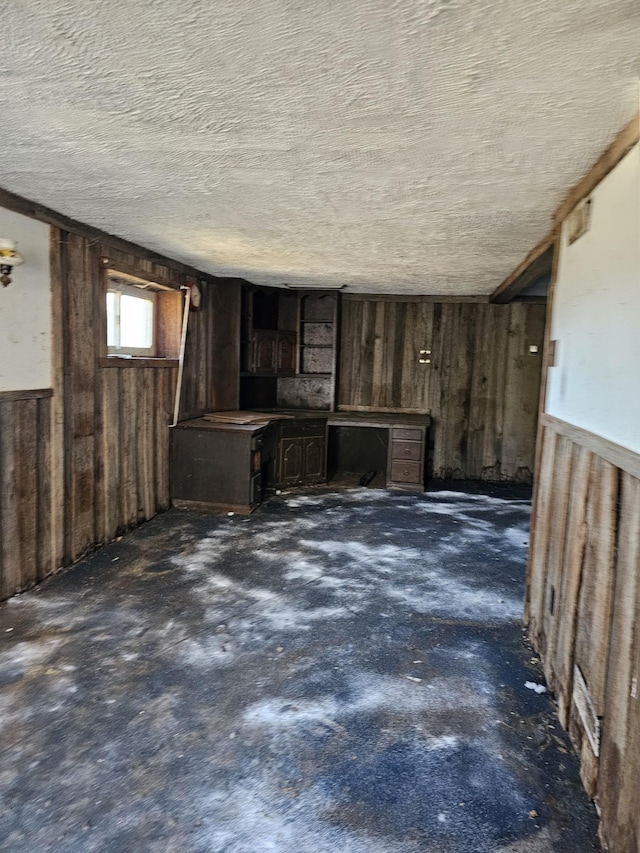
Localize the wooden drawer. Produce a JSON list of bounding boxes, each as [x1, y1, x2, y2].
[[280, 419, 326, 438], [391, 440, 422, 462], [390, 460, 423, 484], [391, 427, 423, 441]]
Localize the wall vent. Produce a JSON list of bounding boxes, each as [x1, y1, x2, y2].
[[573, 664, 601, 756], [567, 197, 592, 244]]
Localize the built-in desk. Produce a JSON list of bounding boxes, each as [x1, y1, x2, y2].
[[326, 411, 431, 492], [170, 410, 431, 514]]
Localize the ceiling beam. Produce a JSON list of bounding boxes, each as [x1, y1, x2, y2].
[[490, 232, 555, 304]]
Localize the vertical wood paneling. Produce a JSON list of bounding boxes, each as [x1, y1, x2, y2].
[[36, 397, 53, 580], [338, 299, 545, 482], [527, 420, 640, 850], [598, 472, 640, 852], [1, 230, 240, 602], [525, 425, 557, 643], [66, 234, 97, 558], [0, 396, 51, 597], [550, 444, 591, 727], [101, 369, 122, 542]]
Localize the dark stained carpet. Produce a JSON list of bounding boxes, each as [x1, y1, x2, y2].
[[0, 485, 600, 852]]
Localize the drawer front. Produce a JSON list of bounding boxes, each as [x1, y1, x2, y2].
[[391, 427, 423, 441], [391, 440, 421, 462], [390, 460, 423, 484], [280, 419, 326, 438]]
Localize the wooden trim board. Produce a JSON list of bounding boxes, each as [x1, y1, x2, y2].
[[0, 388, 53, 402], [342, 294, 489, 303], [542, 413, 640, 480], [337, 404, 430, 415], [100, 357, 180, 369], [490, 233, 555, 304]]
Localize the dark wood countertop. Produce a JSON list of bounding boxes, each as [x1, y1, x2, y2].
[[175, 409, 431, 432]]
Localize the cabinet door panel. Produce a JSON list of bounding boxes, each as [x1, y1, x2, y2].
[[304, 437, 326, 480], [277, 332, 296, 375], [253, 330, 277, 374], [281, 438, 304, 483]]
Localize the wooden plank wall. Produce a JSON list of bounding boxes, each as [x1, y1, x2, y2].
[[0, 228, 240, 601], [0, 393, 53, 599], [339, 300, 545, 482], [525, 418, 640, 850]]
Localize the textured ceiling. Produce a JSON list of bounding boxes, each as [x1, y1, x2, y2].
[[1, 1, 639, 294]]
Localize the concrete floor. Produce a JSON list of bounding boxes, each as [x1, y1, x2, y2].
[[0, 485, 600, 852]]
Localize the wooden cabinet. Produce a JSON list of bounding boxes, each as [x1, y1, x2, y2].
[[276, 331, 296, 375], [387, 426, 427, 491], [273, 418, 327, 488], [170, 419, 266, 514], [252, 329, 278, 374]]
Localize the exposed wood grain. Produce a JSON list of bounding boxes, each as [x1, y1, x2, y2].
[[573, 458, 618, 735], [541, 413, 640, 480], [501, 303, 545, 481], [36, 397, 53, 580], [0, 389, 53, 401], [342, 294, 490, 303], [121, 369, 139, 527], [0, 402, 19, 599], [139, 368, 155, 520], [67, 234, 96, 559], [101, 369, 122, 541], [339, 298, 543, 481], [524, 426, 557, 641], [538, 435, 573, 671], [598, 472, 640, 850], [49, 228, 66, 571], [548, 444, 592, 726]]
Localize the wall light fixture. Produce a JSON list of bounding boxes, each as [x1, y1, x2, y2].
[[0, 238, 24, 287]]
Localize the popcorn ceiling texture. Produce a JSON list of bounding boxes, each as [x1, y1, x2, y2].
[[1, 0, 639, 293]]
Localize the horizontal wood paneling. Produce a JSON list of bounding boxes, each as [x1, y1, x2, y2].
[[339, 300, 545, 482], [526, 419, 640, 849], [1, 227, 241, 601]]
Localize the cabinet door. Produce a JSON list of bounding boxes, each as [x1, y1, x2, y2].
[[280, 438, 304, 484], [277, 332, 296, 376], [304, 436, 326, 481], [252, 329, 277, 374]]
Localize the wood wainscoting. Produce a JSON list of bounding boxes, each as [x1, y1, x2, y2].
[[339, 299, 546, 482], [0, 229, 241, 601], [0, 390, 53, 599], [525, 414, 640, 851]]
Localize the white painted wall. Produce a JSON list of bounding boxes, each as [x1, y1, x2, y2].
[[546, 143, 640, 454], [0, 208, 51, 391]]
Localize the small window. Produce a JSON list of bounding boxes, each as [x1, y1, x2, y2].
[[104, 270, 184, 362], [106, 277, 157, 357]]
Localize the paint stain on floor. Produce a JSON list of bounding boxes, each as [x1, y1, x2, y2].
[[0, 485, 600, 852]]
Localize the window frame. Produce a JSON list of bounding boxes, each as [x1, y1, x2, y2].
[[106, 278, 158, 357]]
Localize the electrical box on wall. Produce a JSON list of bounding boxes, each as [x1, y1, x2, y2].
[[567, 197, 592, 244]]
